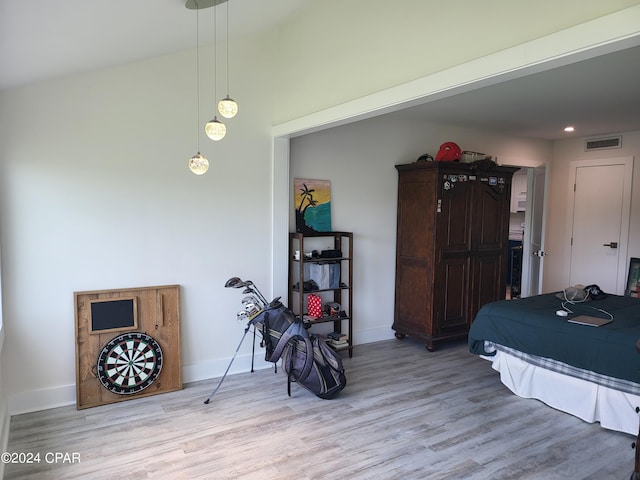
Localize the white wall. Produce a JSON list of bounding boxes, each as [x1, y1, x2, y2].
[[290, 115, 551, 343], [0, 0, 638, 419], [543, 130, 640, 293], [0, 36, 277, 413]]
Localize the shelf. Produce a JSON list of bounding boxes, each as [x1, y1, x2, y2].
[[289, 231, 353, 357], [292, 257, 351, 263], [316, 333, 352, 353], [327, 344, 352, 353], [303, 314, 351, 326], [292, 286, 351, 293], [291, 231, 352, 238]]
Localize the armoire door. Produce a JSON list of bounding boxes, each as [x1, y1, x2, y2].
[[469, 177, 511, 319], [394, 168, 437, 336], [434, 172, 473, 334]]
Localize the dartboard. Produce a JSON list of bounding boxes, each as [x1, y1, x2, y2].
[[97, 333, 163, 395]]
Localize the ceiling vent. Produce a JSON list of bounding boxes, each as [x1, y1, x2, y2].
[[584, 135, 622, 151]]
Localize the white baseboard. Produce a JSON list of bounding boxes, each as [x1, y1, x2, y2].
[[8, 383, 77, 416], [6, 351, 275, 416], [182, 351, 273, 384], [6, 332, 394, 416], [354, 325, 396, 345]]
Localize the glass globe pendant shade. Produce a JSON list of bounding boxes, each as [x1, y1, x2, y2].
[[218, 96, 238, 119], [205, 116, 226, 141], [188, 152, 209, 175]]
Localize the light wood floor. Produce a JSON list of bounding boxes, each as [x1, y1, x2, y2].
[[5, 338, 637, 479]]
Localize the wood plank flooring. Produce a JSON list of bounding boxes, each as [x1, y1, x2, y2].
[[5, 338, 636, 479]]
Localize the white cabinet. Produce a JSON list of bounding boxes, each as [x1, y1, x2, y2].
[[510, 170, 527, 212]]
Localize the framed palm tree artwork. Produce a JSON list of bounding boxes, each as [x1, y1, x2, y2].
[[294, 178, 332, 233]]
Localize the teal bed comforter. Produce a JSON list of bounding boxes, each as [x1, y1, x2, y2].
[[468, 293, 640, 384]]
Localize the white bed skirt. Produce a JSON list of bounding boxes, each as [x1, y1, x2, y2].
[[485, 350, 640, 436]]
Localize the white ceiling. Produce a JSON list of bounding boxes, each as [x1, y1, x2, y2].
[[2, 0, 639, 141], [0, 0, 313, 90], [387, 44, 640, 141]]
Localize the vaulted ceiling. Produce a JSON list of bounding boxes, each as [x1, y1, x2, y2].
[[2, 0, 639, 141]]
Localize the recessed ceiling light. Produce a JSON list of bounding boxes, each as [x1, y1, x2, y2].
[[564, 126, 575, 132]]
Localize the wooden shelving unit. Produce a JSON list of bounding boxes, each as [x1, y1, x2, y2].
[[288, 231, 353, 357]]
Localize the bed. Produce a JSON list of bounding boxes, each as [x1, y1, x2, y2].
[[468, 292, 640, 435]]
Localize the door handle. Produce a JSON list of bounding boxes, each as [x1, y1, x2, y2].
[[603, 242, 618, 249]]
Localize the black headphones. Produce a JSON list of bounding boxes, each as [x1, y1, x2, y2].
[[584, 284, 607, 300], [416, 153, 434, 162]]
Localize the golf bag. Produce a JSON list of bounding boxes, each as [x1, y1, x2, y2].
[[252, 299, 347, 399], [204, 278, 346, 404]]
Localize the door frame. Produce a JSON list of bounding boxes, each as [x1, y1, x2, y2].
[[565, 156, 633, 295], [520, 164, 549, 297]]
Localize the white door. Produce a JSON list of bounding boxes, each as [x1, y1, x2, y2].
[[568, 157, 633, 294], [521, 165, 548, 297]]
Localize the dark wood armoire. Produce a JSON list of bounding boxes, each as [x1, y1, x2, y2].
[[393, 161, 517, 350]]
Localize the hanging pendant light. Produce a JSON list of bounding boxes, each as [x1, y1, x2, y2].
[[189, 152, 209, 175], [205, 3, 226, 140], [218, 0, 238, 119], [218, 96, 238, 119], [205, 116, 226, 140], [189, 1, 209, 174]]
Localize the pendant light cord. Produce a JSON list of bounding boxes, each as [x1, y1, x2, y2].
[[225, 0, 230, 97], [213, 4, 217, 107], [195, 5, 202, 152]]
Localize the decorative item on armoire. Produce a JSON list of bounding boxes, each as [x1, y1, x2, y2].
[[294, 178, 332, 233], [435, 142, 462, 162]]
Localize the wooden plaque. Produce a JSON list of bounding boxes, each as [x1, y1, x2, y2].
[[74, 285, 182, 409]]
